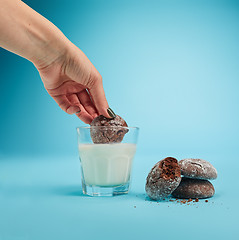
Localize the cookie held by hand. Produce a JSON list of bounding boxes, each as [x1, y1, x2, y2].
[[145, 157, 181, 200], [90, 115, 128, 144]]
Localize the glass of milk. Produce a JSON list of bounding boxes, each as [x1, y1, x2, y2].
[[77, 126, 139, 196]]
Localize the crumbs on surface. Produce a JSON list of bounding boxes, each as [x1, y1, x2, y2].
[[145, 197, 212, 205]]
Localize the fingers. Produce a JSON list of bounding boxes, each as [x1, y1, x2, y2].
[[60, 45, 111, 118], [66, 94, 94, 123], [52, 94, 93, 124], [88, 77, 111, 118], [75, 111, 93, 124], [76, 90, 98, 119], [75, 110, 93, 124], [52, 95, 79, 114]]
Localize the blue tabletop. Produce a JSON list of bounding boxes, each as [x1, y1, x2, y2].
[[1, 0, 239, 239], [0, 152, 237, 240]]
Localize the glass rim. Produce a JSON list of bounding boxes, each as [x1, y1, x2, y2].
[[76, 126, 139, 131]]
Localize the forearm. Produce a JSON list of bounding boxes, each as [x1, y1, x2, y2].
[[0, 0, 69, 68]]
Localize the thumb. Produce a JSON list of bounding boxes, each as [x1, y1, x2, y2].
[[88, 76, 114, 118]]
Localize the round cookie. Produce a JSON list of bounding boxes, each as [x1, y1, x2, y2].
[[90, 115, 128, 144], [145, 157, 181, 200], [172, 177, 215, 199], [179, 158, 217, 180]]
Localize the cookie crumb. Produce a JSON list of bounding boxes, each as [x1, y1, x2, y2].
[[195, 198, 199, 202], [205, 200, 208, 203]]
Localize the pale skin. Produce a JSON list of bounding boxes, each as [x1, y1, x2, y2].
[[0, 0, 113, 123]]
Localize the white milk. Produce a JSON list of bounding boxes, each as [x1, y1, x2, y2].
[[78, 143, 137, 187]]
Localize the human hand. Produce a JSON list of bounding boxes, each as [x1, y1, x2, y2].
[[36, 43, 112, 124], [0, 0, 113, 124]]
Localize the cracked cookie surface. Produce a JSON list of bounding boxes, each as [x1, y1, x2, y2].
[[145, 157, 181, 200], [90, 115, 128, 144], [179, 158, 217, 180]]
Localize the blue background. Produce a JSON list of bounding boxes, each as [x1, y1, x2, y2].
[[0, 0, 239, 239]]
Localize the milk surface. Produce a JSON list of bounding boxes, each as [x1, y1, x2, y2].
[[78, 143, 136, 187]]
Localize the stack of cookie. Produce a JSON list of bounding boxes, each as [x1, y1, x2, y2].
[[145, 157, 217, 201], [172, 158, 217, 199]]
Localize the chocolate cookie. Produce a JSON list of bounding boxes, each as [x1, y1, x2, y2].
[[172, 177, 215, 199], [90, 115, 128, 144], [179, 158, 217, 180], [145, 157, 181, 200]]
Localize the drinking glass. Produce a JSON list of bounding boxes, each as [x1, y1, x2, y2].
[[76, 126, 139, 196]]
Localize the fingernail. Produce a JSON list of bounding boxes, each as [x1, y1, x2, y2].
[[107, 108, 116, 118], [74, 107, 81, 114]]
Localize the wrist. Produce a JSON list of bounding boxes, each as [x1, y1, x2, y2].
[[30, 27, 70, 70]]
